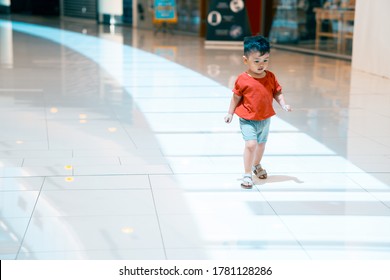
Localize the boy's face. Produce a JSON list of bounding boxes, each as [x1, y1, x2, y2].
[[243, 51, 269, 77]]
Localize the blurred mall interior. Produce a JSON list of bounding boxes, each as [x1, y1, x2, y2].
[[1, 0, 359, 59], [0, 0, 390, 260]]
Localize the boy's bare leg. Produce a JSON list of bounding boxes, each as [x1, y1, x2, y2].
[[243, 140, 257, 174], [252, 142, 266, 166]]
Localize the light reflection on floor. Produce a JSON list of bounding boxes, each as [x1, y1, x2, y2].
[[0, 18, 390, 260]]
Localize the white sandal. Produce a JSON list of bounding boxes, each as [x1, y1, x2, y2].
[[241, 174, 253, 189]]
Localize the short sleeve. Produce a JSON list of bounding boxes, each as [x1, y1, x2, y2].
[[232, 75, 243, 96], [274, 75, 282, 93]]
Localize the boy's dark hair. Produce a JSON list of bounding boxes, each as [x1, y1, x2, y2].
[[243, 35, 270, 56]]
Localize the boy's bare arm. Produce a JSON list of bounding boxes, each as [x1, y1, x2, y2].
[[225, 94, 242, 123], [274, 91, 292, 111]]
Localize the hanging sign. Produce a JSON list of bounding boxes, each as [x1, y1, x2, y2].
[[153, 0, 177, 23]]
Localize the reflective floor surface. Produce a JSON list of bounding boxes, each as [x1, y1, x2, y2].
[[1, 16, 390, 260]]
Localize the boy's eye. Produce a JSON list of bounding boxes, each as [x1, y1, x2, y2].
[[253, 60, 268, 63]]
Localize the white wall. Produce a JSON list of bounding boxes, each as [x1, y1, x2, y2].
[[352, 0, 390, 78]]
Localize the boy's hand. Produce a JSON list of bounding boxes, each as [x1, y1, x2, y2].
[[224, 113, 233, 123], [282, 105, 292, 112]]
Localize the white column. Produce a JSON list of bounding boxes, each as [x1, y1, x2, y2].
[[0, 21, 13, 68], [133, 0, 138, 27], [352, 0, 390, 78]]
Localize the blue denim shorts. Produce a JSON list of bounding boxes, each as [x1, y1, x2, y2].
[[239, 118, 271, 143]]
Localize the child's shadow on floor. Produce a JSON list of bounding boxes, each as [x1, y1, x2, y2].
[[253, 175, 304, 186]]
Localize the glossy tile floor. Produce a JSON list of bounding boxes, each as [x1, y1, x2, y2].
[[1, 16, 390, 260]]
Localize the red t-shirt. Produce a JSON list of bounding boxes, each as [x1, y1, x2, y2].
[[233, 71, 282, 121]]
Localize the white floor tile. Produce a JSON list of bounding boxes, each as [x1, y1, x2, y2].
[[22, 215, 164, 251], [0, 218, 30, 254], [159, 214, 299, 249], [73, 148, 164, 157], [153, 189, 274, 215], [136, 98, 228, 113], [366, 192, 390, 208], [166, 248, 310, 260], [0, 150, 73, 158], [0, 141, 49, 151], [0, 166, 72, 177], [42, 175, 150, 190], [17, 249, 166, 260], [0, 158, 23, 167], [253, 173, 362, 191], [34, 189, 156, 217], [119, 155, 168, 165], [279, 216, 390, 245], [149, 174, 253, 191], [0, 254, 17, 260], [0, 191, 39, 218], [165, 156, 220, 174], [143, 112, 239, 133], [347, 173, 390, 190], [22, 156, 121, 167], [156, 131, 336, 157], [126, 86, 228, 98], [306, 248, 390, 260], [0, 177, 44, 191], [73, 164, 172, 176]]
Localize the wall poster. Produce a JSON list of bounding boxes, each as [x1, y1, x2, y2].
[[153, 0, 177, 23], [206, 0, 251, 42]]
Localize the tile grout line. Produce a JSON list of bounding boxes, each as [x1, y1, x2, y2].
[[15, 176, 47, 259], [347, 175, 390, 210], [147, 174, 168, 260], [255, 184, 313, 260]]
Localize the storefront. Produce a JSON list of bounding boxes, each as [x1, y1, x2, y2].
[[202, 0, 354, 59], [268, 0, 355, 59]]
